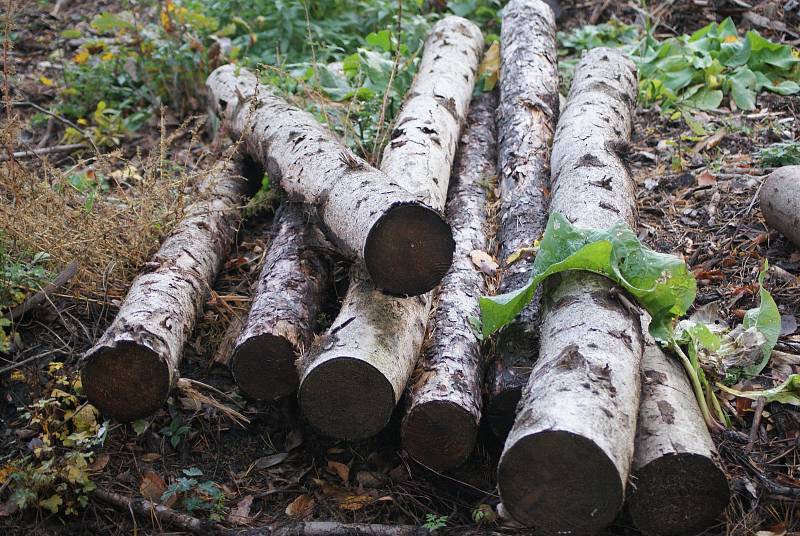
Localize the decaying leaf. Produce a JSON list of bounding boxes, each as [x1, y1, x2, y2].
[[254, 452, 289, 469], [228, 494, 254, 525], [139, 470, 167, 502], [470, 249, 498, 276], [327, 460, 350, 483], [338, 495, 372, 511], [88, 453, 110, 471], [696, 169, 717, 186], [285, 494, 315, 518], [718, 374, 800, 406]]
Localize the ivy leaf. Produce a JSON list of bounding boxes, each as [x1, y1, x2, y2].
[[479, 213, 696, 340], [741, 262, 781, 377], [718, 374, 800, 406]]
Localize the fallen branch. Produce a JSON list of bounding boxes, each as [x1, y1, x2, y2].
[[0, 143, 87, 161], [4, 260, 78, 321], [298, 16, 483, 440], [485, 0, 560, 440], [401, 91, 497, 472], [81, 158, 248, 422], [206, 65, 453, 296], [497, 48, 641, 533]]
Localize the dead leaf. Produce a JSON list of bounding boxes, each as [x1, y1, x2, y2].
[[141, 453, 161, 462], [285, 494, 315, 518], [781, 315, 798, 336], [227, 495, 254, 525], [696, 170, 717, 187], [139, 470, 167, 503], [327, 460, 349, 483], [338, 495, 372, 511], [470, 250, 498, 276], [755, 522, 787, 536], [477, 41, 499, 91], [356, 471, 388, 489], [693, 128, 727, 153], [254, 452, 289, 469], [0, 500, 18, 517], [88, 453, 110, 472]]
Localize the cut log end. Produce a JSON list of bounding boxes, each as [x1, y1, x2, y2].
[[498, 430, 623, 533], [485, 388, 522, 440], [231, 335, 299, 400], [299, 357, 395, 440], [365, 203, 454, 296], [82, 342, 171, 422], [628, 453, 730, 536], [401, 400, 478, 472]]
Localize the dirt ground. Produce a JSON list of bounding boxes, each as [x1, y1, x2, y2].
[[1, 0, 799, 535]]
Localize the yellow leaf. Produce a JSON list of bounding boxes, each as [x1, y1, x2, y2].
[[285, 494, 315, 518], [10, 370, 25, 382], [77, 118, 89, 126], [338, 495, 372, 511], [723, 35, 738, 43], [166, 0, 176, 12], [71, 404, 99, 433], [39, 494, 63, 513], [160, 9, 172, 31], [478, 41, 500, 91], [39, 75, 54, 86], [47, 362, 64, 373], [100, 52, 114, 61], [73, 49, 90, 64]]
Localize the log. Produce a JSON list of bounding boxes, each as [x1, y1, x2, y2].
[[759, 165, 800, 248], [298, 16, 484, 441], [485, 0, 560, 440], [497, 48, 642, 533], [81, 159, 247, 422], [206, 65, 453, 297], [400, 91, 497, 472], [230, 202, 331, 400], [627, 327, 730, 536]]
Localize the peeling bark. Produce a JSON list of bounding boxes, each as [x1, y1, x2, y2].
[[298, 17, 483, 441], [486, 0, 560, 440], [82, 159, 247, 422], [759, 165, 800, 248], [497, 48, 642, 533], [401, 91, 497, 472], [206, 65, 452, 297], [230, 202, 332, 400], [627, 326, 730, 536]]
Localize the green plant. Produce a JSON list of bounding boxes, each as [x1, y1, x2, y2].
[[757, 141, 800, 167], [161, 468, 226, 520], [0, 236, 51, 312], [160, 417, 191, 448], [423, 513, 448, 531]]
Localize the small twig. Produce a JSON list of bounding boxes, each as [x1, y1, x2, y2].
[[589, 0, 612, 24], [5, 261, 79, 321], [0, 348, 64, 375], [0, 143, 87, 161], [11, 100, 100, 153], [745, 396, 766, 454], [50, 0, 69, 16]]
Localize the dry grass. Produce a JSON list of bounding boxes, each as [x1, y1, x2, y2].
[[0, 114, 221, 304]]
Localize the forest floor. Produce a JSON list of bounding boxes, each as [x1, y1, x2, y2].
[[1, 0, 799, 535]]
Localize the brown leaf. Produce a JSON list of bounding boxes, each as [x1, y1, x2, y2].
[[338, 495, 372, 511], [327, 460, 349, 483], [141, 453, 161, 462], [88, 453, 110, 472], [285, 494, 315, 518], [696, 170, 717, 187], [470, 250, 498, 276], [139, 470, 167, 503], [693, 128, 727, 153], [0, 500, 19, 517], [227, 495, 254, 525], [254, 452, 289, 469]]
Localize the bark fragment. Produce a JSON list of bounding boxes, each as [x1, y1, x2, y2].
[[497, 48, 642, 533], [81, 159, 247, 422], [486, 0, 560, 439], [627, 327, 730, 536], [206, 65, 453, 297], [230, 202, 332, 400], [759, 165, 800, 248], [298, 17, 484, 441], [401, 91, 498, 472]]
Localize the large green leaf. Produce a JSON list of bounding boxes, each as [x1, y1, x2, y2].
[[719, 374, 800, 406], [478, 213, 697, 340], [741, 263, 781, 376], [728, 67, 757, 110]]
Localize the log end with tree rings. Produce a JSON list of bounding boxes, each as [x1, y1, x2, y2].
[[298, 356, 396, 441], [401, 400, 478, 472], [82, 341, 171, 423], [497, 430, 624, 533], [230, 334, 299, 401], [365, 202, 454, 296], [627, 453, 730, 536]]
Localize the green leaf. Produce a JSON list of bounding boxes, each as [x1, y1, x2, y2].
[[479, 213, 696, 340], [182, 467, 203, 477], [718, 36, 751, 67], [741, 262, 781, 376], [91, 12, 134, 33], [718, 374, 800, 405], [728, 67, 757, 110], [61, 29, 82, 39], [365, 30, 393, 52], [39, 494, 63, 513], [685, 88, 723, 110]]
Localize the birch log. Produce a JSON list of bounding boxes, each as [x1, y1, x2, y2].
[[759, 165, 800, 248], [206, 66, 452, 297], [230, 202, 332, 400], [400, 91, 497, 472], [485, 0, 560, 440], [298, 17, 484, 441], [497, 48, 642, 533], [82, 159, 247, 422], [627, 327, 729, 536]]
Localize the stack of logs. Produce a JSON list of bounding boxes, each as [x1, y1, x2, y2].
[[80, 1, 731, 534]]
